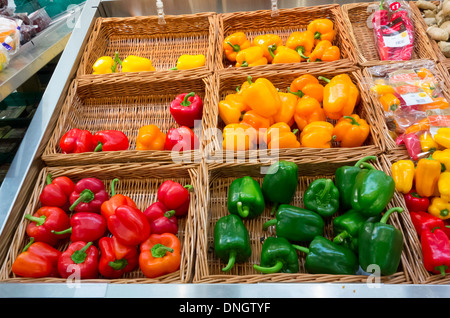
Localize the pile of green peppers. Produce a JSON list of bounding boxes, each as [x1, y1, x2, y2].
[[214, 157, 405, 277]]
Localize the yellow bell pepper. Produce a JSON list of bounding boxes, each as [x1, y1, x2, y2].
[[271, 45, 302, 64], [307, 40, 332, 62], [222, 123, 257, 151], [285, 30, 314, 60], [434, 127, 450, 149], [218, 93, 249, 126], [92, 52, 120, 74], [415, 157, 442, 197], [252, 34, 283, 63], [235, 46, 268, 67], [223, 32, 252, 62], [171, 54, 205, 70], [264, 122, 300, 149], [428, 197, 450, 220], [307, 18, 336, 45], [121, 55, 155, 72], [390, 159, 415, 194], [293, 95, 326, 131], [438, 171, 450, 201], [300, 121, 335, 148], [320, 74, 360, 120], [241, 76, 281, 117], [419, 131, 439, 153], [272, 92, 297, 125], [432, 149, 450, 171], [379, 93, 400, 112], [370, 83, 395, 97]]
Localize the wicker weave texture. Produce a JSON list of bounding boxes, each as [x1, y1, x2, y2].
[[0, 162, 201, 283], [341, 2, 438, 67], [215, 5, 357, 73], [77, 13, 218, 76], [194, 157, 417, 284]]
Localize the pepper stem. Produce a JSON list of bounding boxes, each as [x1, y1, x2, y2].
[[164, 210, 176, 218], [24, 214, 46, 226], [51, 227, 73, 236], [292, 244, 309, 254], [287, 87, 304, 98], [354, 156, 377, 167], [270, 202, 279, 216], [380, 207, 403, 224], [440, 209, 449, 218], [262, 219, 277, 231], [253, 260, 283, 274], [222, 250, 236, 272], [236, 202, 250, 218], [247, 76, 253, 85], [226, 41, 241, 52], [435, 265, 448, 277], [379, 0, 384, 10], [184, 184, 193, 191], [111, 178, 119, 196], [111, 51, 122, 72], [69, 189, 95, 212], [358, 162, 376, 171], [333, 230, 351, 244], [240, 61, 249, 67], [22, 237, 35, 253], [343, 116, 360, 126], [71, 242, 93, 264], [109, 258, 128, 271], [295, 46, 309, 59], [318, 76, 331, 83], [94, 141, 103, 152], [292, 129, 299, 135], [180, 92, 196, 107], [46, 174, 53, 185], [268, 44, 277, 58], [151, 243, 174, 258], [318, 179, 333, 201], [314, 31, 321, 40], [169, 67, 178, 70]]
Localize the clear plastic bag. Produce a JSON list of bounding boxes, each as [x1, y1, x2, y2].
[[0, 15, 21, 55]]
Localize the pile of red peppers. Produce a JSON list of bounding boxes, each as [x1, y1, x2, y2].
[[13, 175, 193, 279], [372, 0, 414, 61]]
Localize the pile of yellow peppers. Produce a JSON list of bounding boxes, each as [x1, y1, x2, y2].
[[92, 51, 206, 74], [392, 151, 450, 220], [219, 73, 370, 150], [223, 18, 340, 67]]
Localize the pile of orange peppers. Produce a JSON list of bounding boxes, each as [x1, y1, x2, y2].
[[223, 18, 340, 67], [219, 73, 370, 150]]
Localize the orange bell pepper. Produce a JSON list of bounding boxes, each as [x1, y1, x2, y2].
[[404, 118, 430, 135], [307, 40, 332, 62], [272, 92, 297, 125], [320, 74, 360, 120], [294, 95, 327, 131], [252, 34, 284, 63], [139, 233, 181, 278], [307, 18, 336, 45], [288, 74, 324, 102], [223, 32, 252, 62], [235, 46, 268, 67], [300, 121, 335, 148], [264, 122, 300, 149], [379, 93, 400, 112], [333, 114, 370, 147], [241, 76, 281, 117], [222, 123, 257, 151], [100, 178, 138, 221], [271, 45, 302, 64], [285, 30, 315, 60], [136, 124, 166, 151], [240, 110, 273, 143], [321, 46, 340, 61], [218, 93, 249, 125]]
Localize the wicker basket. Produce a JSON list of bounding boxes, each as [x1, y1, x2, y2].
[[194, 156, 418, 284], [215, 4, 357, 73], [76, 12, 218, 77], [382, 154, 450, 284], [203, 65, 385, 164], [341, 2, 438, 67], [0, 161, 200, 283], [42, 71, 215, 166], [362, 59, 450, 153], [409, 1, 450, 68]]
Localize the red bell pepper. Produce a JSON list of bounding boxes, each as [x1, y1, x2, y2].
[[52, 212, 107, 242], [164, 126, 199, 151], [24, 206, 71, 246], [59, 128, 96, 154], [98, 236, 139, 279], [404, 190, 430, 212], [39, 174, 74, 211], [69, 178, 109, 213], [107, 205, 151, 246], [93, 130, 129, 152], [100, 178, 138, 220], [143, 201, 178, 235], [372, 0, 389, 60], [157, 180, 192, 217], [57, 241, 99, 279], [12, 238, 61, 278], [170, 92, 204, 128], [421, 227, 450, 277], [410, 211, 450, 238]]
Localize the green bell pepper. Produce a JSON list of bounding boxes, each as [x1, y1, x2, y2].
[[350, 161, 395, 217], [263, 204, 324, 242], [227, 176, 265, 219], [358, 207, 404, 276], [303, 178, 340, 218], [294, 236, 359, 275], [214, 214, 252, 272], [335, 156, 377, 211], [332, 209, 381, 254], [262, 160, 298, 215], [253, 237, 299, 274]]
